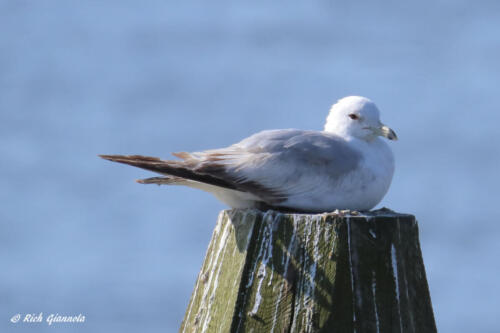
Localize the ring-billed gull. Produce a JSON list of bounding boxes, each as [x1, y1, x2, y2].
[[100, 96, 397, 212]]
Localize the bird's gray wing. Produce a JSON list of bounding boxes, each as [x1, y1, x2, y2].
[[192, 129, 362, 203], [227, 130, 361, 203], [100, 129, 362, 205]]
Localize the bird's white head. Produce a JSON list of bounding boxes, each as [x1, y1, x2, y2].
[[324, 96, 397, 142]]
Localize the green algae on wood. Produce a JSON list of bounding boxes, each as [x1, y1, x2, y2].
[[180, 209, 436, 333]]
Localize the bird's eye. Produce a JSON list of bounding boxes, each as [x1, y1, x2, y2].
[[348, 114, 359, 120]]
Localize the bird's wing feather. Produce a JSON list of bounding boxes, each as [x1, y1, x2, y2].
[[99, 129, 362, 205], [220, 129, 362, 202]]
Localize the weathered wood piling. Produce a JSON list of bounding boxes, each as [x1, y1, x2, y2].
[[180, 209, 436, 333]]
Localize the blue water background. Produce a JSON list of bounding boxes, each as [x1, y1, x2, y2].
[[1, 1, 500, 332]]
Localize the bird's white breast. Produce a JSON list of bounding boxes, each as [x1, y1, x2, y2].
[[348, 138, 395, 210]]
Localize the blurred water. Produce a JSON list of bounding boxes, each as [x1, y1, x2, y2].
[[1, 1, 500, 332]]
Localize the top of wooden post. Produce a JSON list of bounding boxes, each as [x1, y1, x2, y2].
[[181, 208, 435, 333], [285, 207, 414, 218]]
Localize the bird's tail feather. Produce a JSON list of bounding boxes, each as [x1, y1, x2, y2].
[[98, 154, 237, 190], [136, 176, 184, 185]]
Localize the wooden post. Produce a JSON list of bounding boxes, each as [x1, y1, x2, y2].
[[180, 209, 436, 333]]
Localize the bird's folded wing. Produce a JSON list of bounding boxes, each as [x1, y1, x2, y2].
[[187, 129, 362, 203], [100, 129, 362, 205], [225, 130, 362, 199]]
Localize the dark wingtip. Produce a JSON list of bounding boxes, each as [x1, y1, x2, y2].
[[98, 154, 124, 162]]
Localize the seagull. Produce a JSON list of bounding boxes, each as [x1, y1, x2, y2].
[[100, 96, 397, 212]]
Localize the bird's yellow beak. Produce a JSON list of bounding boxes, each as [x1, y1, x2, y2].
[[376, 125, 398, 141]]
